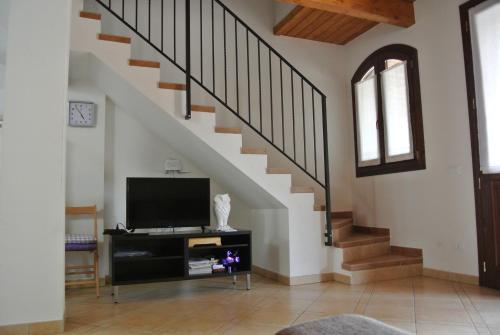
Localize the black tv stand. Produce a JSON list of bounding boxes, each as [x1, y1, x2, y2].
[[108, 230, 251, 303]]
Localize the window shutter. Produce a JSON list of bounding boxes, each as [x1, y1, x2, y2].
[[381, 62, 414, 162], [355, 75, 380, 166]]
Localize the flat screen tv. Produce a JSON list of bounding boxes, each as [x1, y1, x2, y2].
[[126, 178, 210, 229]]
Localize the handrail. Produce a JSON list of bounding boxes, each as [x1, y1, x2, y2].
[[93, 0, 333, 245]]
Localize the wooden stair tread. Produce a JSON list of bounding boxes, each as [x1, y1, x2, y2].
[[291, 186, 314, 194], [314, 204, 326, 211], [80, 11, 101, 20], [98, 33, 131, 44], [266, 168, 290, 174], [192, 105, 215, 113], [158, 82, 186, 91], [241, 147, 267, 155], [215, 127, 241, 134], [129, 59, 160, 68], [342, 253, 423, 271], [334, 232, 389, 248], [333, 211, 354, 219], [332, 218, 353, 230]]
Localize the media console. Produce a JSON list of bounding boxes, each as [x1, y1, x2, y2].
[[108, 230, 251, 303]]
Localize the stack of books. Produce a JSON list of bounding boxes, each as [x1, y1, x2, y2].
[[188, 258, 214, 276]]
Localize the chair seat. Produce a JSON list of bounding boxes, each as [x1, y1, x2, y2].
[[65, 242, 97, 251], [65, 234, 97, 244]]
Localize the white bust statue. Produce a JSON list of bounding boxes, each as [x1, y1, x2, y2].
[[214, 194, 236, 232]]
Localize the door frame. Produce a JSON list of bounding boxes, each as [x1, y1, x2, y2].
[[460, 0, 494, 287]]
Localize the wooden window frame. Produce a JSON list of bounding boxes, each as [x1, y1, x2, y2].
[[351, 44, 426, 177]]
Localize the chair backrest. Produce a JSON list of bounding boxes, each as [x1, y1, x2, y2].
[[66, 205, 98, 239]]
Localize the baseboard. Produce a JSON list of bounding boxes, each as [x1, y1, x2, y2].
[[289, 273, 335, 285], [333, 272, 352, 284], [0, 320, 63, 335], [423, 267, 479, 285], [252, 265, 289, 285], [252, 265, 336, 286]]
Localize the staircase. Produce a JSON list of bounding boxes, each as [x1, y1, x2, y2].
[[332, 213, 423, 285], [71, 0, 423, 285]]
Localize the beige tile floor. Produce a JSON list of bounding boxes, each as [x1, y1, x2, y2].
[[64, 275, 500, 335]]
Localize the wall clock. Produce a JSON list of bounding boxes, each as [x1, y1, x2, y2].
[[68, 101, 97, 127]]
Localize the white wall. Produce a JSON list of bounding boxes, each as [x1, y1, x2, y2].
[[0, 0, 71, 327], [65, 66, 251, 277], [0, 0, 8, 168], [274, 2, 296, 24], [102, 97, 250, 274], [65, 82, 107, 276], [345, 0, 478, 276]]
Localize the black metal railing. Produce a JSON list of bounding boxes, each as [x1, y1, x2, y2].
[[94, 0, 333, 245]]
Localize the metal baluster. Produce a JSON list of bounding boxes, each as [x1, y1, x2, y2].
[[135, 0, 138, 29], [235, 19, 240, 114], [258, 41, 262, 132], [291, 70, 296, 160], [122, 0, 124, 19], [223, 9, 227, 103], [200, 0, 203, 84], [185, 0, 192, 120], [269, 49, 274, 142], [280, 60, 285, 151], [212, 0, 215, 94], [247, 30, 251, 124], [174, 0, 177, 61], [161, 0, 164, 51], [301, 78, 306, 171], [148, 0, 151, 41], [321, 94, 332, 246], [312, 87, 318, 178]]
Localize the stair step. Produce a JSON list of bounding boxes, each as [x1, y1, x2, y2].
[[266, 168, 290, 174], [333, 211, 354, 219], [334, 232, 390, 248], [158, 82, 187, 91], [192, 105, 216, 113], [332, 218, 353, 230], [241, 147, 267, 155], [98, 33, 131, 44], [291, 186, 314, 194], [314, 204, 326, 211], [129, 59, 160, 68], [215, 127, 241, 134], [353, 225, 390, 236], [80, 11, 101, 20], [342, 253, 423, 271], [312, 207, 354, 218]]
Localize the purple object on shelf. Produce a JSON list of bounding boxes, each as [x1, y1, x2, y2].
[[222, 250, 240, 269]]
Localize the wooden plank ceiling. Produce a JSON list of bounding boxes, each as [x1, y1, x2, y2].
[[274, 0, 415, 45]]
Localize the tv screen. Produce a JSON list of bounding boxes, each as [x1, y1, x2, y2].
[[126, 178, 210, 229]]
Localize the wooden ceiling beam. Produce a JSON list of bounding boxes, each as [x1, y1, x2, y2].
[[276, 0, 415, 28]]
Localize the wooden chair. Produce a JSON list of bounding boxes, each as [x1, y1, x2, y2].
[[65, 205, 100, 297]]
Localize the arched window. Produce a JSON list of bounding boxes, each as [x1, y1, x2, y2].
[[351, 44, 426, 177]]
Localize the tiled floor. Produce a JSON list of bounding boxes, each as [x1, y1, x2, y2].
[[64, 275, 500, 334]]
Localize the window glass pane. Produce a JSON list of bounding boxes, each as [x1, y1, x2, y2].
[[471, 1, 500, 173], [381, 61, 414, 162], [355, 75, 380, 165]]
